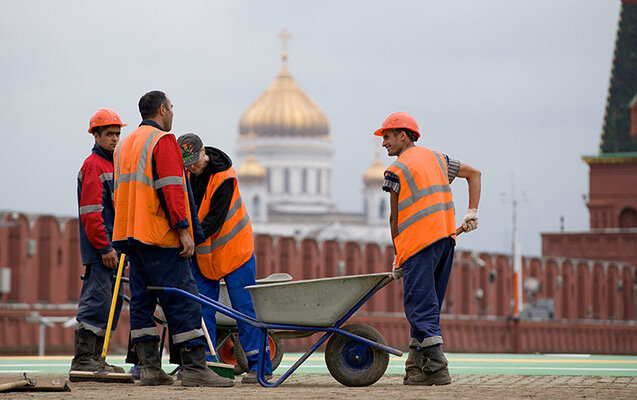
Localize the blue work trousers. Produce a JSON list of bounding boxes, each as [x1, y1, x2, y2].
[[76, 261, 124, 336], [191, 254, 272, 374], [402, 237, 455, 348], [127, 244, 206, 348]]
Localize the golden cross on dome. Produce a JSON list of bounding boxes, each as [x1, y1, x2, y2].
[[278, 28, 292, 62]]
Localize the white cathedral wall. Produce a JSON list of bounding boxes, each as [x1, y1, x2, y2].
[[236, 136, 333, 211]]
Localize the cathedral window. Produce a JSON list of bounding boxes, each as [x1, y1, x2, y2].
[[302, 168, 308, 193], [253, 195, 260, 217], [284, 168, 290, 193], [316, 169, 322, 194], [379, 199, 386, 219]]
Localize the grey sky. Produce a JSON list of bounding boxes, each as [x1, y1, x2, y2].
[[0, 0, 621, 256]]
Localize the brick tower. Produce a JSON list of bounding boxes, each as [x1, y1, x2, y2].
[[542, 0, 637, 268]]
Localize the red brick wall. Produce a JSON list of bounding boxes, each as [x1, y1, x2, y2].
[[586, 160, 637, 229], [1, 212, 636, 355]]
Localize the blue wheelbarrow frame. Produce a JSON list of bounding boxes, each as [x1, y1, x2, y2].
[[147, 273, 402, 387]]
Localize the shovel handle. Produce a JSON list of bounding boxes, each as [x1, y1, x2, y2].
[[456, 226, 465, 236], [101, 253, 126, 359]]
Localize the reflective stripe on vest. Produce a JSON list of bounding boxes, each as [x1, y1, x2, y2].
[[194, 168, 253, 281], [195, 196, 250, 253], [386, 147, 456, 267], [112, 126, 193, 248]]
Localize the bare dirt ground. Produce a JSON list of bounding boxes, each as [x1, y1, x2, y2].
[[2, 374, 636, 400]]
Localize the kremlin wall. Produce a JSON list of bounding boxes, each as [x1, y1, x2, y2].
[[0, 211, 635, 355]]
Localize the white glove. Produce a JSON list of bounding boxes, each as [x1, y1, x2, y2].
[[391, 261, 403, 280], [462, 208, 478, 232]]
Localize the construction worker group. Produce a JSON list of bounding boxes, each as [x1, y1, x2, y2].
[[74, 91, 480, 387]]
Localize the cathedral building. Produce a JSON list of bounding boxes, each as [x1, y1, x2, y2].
[[232, 38, 391, 244]]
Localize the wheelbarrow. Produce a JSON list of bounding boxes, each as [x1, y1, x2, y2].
[[214, 273, 291, 375], [148, 272, 402, 387], [104, 273, 289, 376]]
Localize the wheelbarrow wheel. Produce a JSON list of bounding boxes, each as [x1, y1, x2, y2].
[[325, 323, 389, 387], [215, 331, 246, 375], [234, 331, 284, 373]]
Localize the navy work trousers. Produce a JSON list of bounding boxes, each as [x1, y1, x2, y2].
[[191, 254, 272, 374], [127, 244, 205, 348], [76, 260, 124, 336], [402, 237, 455, 348]]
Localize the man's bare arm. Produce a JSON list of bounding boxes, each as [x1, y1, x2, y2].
[[456, 162, 481, 231]]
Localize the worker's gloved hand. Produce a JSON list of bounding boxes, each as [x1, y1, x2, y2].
[[391, 261, 403, 280], [462, 208, 479, 232]]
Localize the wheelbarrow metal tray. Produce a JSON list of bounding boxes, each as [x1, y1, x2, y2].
[[246, 272, 391, 327], [216, 273, 293, 326]]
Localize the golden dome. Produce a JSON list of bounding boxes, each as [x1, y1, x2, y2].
[[237, 154, 267, 181], [238, 61, 330, 138], [363, 158, 386, 186]]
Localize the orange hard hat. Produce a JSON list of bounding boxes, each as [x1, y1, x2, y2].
[[88, 108, 127, 133], [373, 112, 420, 138]]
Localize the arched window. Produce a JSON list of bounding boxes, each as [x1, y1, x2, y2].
[[379, 199, 386, 219], [316, 169, 322, 194], [618, 207, 637, 228], [253, 195, 260, 217], [302, 168, 308, 193], [266, 168, 271, 192]]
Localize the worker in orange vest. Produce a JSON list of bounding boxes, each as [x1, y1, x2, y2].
[[113, 91, 232, 388], [72, 108, 127, 375], [375, 112, 481, 386], [176, 133, 272, 384]]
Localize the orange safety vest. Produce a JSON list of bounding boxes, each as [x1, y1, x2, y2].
[[194, 167, 253, 280], [112, 125, 193, 248], [385, 146, 456, 267]]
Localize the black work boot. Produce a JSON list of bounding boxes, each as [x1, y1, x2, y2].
[[241, 370, 273, 384], [403, 347, 421, 382], [135, 341, 174, 386], [403, 344, 452, 386], [70, 330, 101, 372], [94, 335, 125, 373], [180, 346, 234, 387]]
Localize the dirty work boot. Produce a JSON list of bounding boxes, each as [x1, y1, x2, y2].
[[180, 346, 234, 387], [135, 341, 174, 386], [94, 335, 125, 373], [241, 370, 273, 384], [70, 330, 102, 372], [403, 347, 421, 382], [403, 344, 451, 386]]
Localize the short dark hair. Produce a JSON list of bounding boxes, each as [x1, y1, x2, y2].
[[138, 90, 168, 119], [93, 124, 120, 136], [390, 128, 419, 142]]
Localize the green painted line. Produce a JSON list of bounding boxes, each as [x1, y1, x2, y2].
[[1, 353, 636, 377]]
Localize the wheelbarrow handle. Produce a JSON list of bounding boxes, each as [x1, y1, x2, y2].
[[146, 286, 165, 292]]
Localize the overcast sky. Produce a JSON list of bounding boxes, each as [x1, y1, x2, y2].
[[0, 0, 622, 256]]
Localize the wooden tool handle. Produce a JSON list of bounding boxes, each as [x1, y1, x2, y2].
[[456, 226, 465, 236]]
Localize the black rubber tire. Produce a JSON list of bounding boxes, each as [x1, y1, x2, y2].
[[234, 331, 284, 373], [324, 323, 389, 387]]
